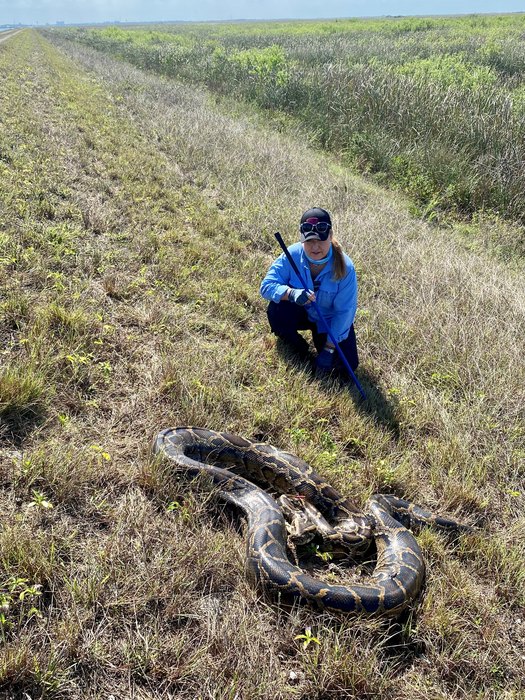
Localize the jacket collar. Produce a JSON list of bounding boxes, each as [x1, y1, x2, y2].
[[300, 245, 334, 277]]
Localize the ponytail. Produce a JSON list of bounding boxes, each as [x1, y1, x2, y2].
[[331, 238, 347, 281]]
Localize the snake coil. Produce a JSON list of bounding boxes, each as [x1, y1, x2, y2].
[[153, 427, 472, 615]]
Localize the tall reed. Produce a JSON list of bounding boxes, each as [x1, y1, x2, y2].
[[47, 15, 525, 224]]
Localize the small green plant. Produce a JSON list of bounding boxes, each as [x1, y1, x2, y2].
[[65, 351, 91, 366], [287, 427, 311, 444], [303, 543, 333, 562], [0, 577, 43, 635], [28, 490, 53, 509], [295, 626, 321, 649], [90, 445, 111, 461]]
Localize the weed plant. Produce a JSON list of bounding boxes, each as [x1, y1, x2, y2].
[[46, 14, 525, 226], [0, 29, 524, 698]]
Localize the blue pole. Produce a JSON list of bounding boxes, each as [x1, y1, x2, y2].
[[274, 232, 366, 400]]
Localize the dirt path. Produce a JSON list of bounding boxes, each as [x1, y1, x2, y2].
[[0, 28, 25, 44]]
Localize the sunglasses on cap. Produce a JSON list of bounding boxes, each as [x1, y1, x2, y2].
[[299, 221, 332, 239]]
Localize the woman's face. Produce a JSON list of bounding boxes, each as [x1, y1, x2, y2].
[[302, 232, 333, 262]]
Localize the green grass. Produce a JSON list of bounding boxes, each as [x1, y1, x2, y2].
[[46, 14, 525, 227], [0, 364, 48, 425], [0, 28, 524, 698]]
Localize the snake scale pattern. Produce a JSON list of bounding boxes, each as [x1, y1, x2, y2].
[[153, 427, 472, 615]]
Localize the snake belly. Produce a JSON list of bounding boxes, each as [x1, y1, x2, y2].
[[152, 427, 462, 615]]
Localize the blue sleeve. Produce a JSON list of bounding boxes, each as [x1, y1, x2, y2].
[[329, 262, 357, 343], [260, 252, 293, 302]]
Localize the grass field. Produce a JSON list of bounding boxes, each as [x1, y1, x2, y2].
[[49, 14, 525, 228], [0, 26, 524, 699]]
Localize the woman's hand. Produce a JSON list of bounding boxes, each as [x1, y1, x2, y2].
[[287, 288, 315, 306]]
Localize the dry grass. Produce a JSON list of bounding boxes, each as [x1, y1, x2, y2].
[[49, 16, 525, 224], [0, 28, 523, 698]]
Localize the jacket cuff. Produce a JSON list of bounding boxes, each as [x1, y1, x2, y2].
[[273, 284, 289, 302], [331, 328, 349, 343]]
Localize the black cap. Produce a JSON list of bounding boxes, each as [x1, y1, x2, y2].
[[300, 207, 332, 242]]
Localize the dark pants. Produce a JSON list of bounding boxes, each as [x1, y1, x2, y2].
[[267, 300, 359, 372]]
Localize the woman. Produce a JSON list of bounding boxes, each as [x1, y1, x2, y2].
[[260, 207, 358, 374]]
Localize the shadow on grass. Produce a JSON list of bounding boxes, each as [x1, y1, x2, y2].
[[345, 366, 401, 440], [0, 409, 47, 448], [274, 340, 400, 440], [274, 337, 314, 368]]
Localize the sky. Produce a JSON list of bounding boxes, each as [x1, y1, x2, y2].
[[2, 0, 524, 26]]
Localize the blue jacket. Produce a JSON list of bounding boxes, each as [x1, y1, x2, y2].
[[260, 242, 357, 343]]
